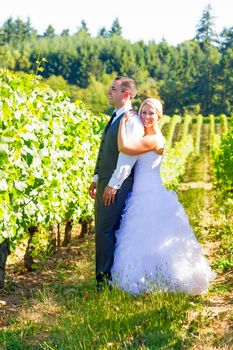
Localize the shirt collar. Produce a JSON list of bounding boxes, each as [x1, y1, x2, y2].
[[114, 102, 132, 118]]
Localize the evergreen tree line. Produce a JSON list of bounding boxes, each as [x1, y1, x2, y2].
[[0, 4, 232, 116]]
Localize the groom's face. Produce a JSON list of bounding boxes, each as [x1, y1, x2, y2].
[[108, 80, 125, 108]]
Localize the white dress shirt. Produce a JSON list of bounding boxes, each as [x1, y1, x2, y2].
[[93, 102, 144, 189]]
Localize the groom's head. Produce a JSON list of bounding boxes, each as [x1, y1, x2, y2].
[[108, 76, 137, 109]]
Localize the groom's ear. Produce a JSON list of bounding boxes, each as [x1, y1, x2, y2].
[[124, 90, 130, 99]]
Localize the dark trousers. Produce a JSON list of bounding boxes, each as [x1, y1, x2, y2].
[[95, 177, 133, 282]]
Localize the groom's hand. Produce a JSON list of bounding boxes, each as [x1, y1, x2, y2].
[[103, 185, 117, 206], [89, 182, 97, 199]]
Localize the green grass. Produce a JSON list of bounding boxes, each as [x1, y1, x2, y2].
[[0, 275, 197, 349], [40, 287, 192, 349], [183, 123, 210, 183], [178, 188, 206, 242], [206, 214, 233, 273]]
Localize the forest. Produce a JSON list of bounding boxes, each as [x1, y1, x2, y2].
[[0, 4, 232, 116]]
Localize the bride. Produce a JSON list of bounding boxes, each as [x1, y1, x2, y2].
[[111, 98, 216, 295]]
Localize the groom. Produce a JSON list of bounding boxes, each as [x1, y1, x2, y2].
[[89, 76, 144, 289]]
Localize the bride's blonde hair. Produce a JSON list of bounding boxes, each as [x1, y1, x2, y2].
[[138, 98, 163, 119]]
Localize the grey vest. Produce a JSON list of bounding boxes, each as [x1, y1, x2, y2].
[[95, 113, 134, 180]]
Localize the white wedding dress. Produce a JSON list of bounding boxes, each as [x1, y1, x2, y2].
[[111, 151, 216, 295]]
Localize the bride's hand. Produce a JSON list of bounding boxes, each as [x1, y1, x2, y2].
[[122, 110, 136, 123], [157, 147, 165, 156]]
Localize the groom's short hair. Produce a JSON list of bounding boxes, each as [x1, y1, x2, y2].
[[115, 76, 137, 99]]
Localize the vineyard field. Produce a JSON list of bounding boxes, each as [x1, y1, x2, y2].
[[0, 70, 232, 350]]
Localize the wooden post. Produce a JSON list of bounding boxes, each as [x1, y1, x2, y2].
[[0, 239, 10, 288]]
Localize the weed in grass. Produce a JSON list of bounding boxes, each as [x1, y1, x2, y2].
[[0, 322, 42, 350], [210, 284, 232, 294], [212, 256, 233, 272]]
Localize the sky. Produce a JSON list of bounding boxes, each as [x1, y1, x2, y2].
[[1, 0, 232, 45]]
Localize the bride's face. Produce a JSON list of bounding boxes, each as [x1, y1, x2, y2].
[[141, 104, 159, 128]]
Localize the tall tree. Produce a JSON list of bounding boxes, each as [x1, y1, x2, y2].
[[43, 25, 55, 38], [1, 17, 16, 43], [24, 17, 37, 38], [195, 3, 218, 48], [194, 4, 220, 114], [215, 27, 233, 115], [0, 17, 37, 44], [15, 17, 26, 43], [109, 18, 122, 37], [98, 26, 109, 38], [220, 27, 233, 52], [76, 20, 90, 36], [61, 28, 70, 37]]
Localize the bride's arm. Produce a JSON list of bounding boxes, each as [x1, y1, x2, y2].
[[118, 114, 164, 155]]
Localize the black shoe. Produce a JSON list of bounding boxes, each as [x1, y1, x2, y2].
[[96, 282, 104, 292], [96, 282, 112, 292], [96, 277, 112, 292]]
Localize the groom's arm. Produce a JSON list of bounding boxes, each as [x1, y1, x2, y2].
[[103, 115, 144, 205]]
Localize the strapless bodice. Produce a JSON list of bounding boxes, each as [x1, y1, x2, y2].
[[133, 151, 163, 190]]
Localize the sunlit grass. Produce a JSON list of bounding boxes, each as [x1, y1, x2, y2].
[[44, 287, 193, 349], [1, 279, 196, 350]]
